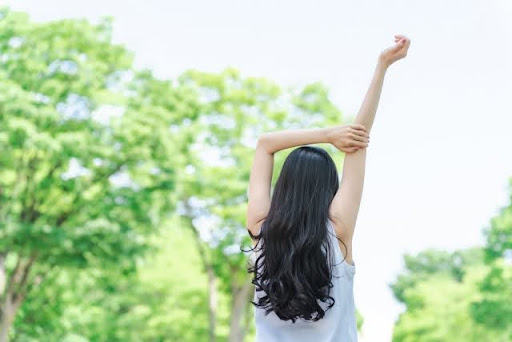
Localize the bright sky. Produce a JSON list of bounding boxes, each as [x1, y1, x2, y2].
[[6, 0, 512, 341]]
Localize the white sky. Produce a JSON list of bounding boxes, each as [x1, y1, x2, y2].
[[6, 0, 512, 341]]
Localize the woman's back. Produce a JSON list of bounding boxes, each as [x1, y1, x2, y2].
[[253, 219, 357, 342]]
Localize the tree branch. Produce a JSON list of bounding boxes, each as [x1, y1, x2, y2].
[[3, 253, 37, 305], [16, 254, 37, 298], [4, 256, 22, 301], [182, 198, 211, 272]]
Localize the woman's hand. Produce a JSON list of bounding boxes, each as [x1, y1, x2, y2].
[[378, 35, 411, 68], [327, 124, 369, 153]]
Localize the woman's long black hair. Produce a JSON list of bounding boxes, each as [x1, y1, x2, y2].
[[246, 145, 347, 323]]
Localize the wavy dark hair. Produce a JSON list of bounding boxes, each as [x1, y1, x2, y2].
[[246, 145, 347, 323]]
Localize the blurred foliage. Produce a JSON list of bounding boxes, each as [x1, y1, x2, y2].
[[470, 179, 512, 338], [0, 6, 364, 342], [13, 215, 216, 341], [0, 5, 195, 340], [390, 248, 506, 341], [390, 181, 512, 341]]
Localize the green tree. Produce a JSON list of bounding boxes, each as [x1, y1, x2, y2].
[[470, 180, 512, 339], [390, 247, 510, 341], [0, 7, 192, 340]]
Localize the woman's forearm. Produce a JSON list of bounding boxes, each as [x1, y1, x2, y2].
[[354, 61, 388, 133], [258, 127, 332, 154]]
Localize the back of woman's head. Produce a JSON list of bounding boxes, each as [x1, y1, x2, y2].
[[248, 145, 341, 322]]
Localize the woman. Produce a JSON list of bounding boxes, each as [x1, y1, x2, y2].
[[245, 35, 411, 341]]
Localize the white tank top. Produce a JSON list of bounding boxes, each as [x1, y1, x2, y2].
[[252, 219, 357, 342]]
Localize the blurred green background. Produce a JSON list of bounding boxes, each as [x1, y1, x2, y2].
[[0, 5, 511, 342]]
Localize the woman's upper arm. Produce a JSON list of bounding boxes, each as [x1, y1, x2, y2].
[[246, 140, 274, 237], [329, 148, 367, 237]]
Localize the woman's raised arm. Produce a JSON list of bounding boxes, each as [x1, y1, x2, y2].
[[329, 35, 411, 238]]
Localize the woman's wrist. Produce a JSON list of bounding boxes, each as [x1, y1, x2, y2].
[[318, 127, 335, 143], [375, 60, 389, 75], [324, 126, 336, 145]]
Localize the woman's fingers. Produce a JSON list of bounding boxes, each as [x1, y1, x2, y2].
[[344, 145, 367, 153], [398, 37, 410, 49], [343, 147, 358, 153], [397, 39, 410, 57], [394, 40, 405, 51], [349, 124, 369, 138], [350, 140, 369, 148], [350, 123, 367, 132], [394, 35, 409, 50], [350, 134, 368, 143], [404, 38, 411, 49]]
